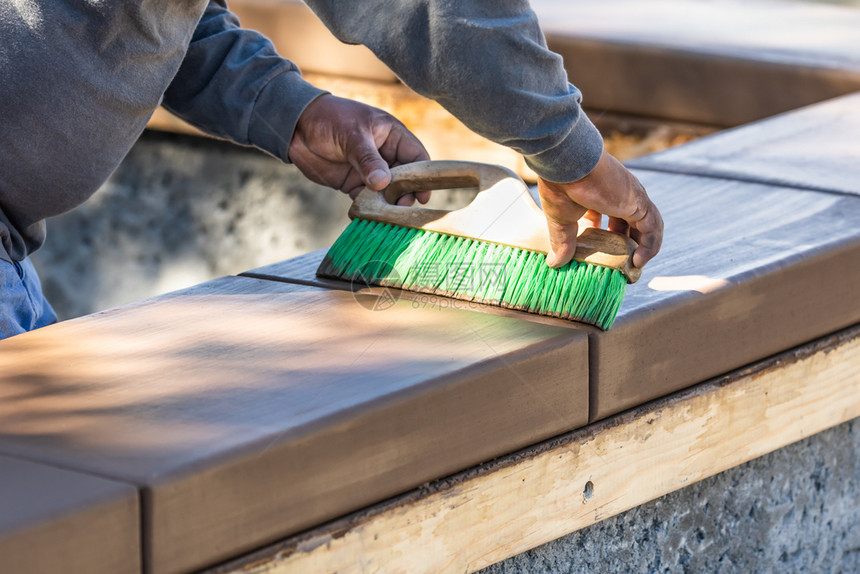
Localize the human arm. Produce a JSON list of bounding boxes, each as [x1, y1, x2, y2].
[[288, 94, 430, 203], [162, 1, 428, 200], [304, 0, 662, 266]]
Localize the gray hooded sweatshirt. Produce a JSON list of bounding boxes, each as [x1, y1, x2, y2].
[[0, 0, 602, 263]]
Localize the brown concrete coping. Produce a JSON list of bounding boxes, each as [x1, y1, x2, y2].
[[0, 276, 587, 574], [534, 0, 860, 126], [0, 455, 140, 574], [244, 170, 860, 423], [587, 169, 860, 420], [242, 248, 359, 291], [627, 92, 860, 196]]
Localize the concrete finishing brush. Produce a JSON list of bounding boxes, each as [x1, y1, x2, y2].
[[316, 160, 640, 329]]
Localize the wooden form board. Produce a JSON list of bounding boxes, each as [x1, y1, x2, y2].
[[628, 91, 860, 196], [0, 276, 587, 574], [212, 325, 860, 574], [0, 455, 140, 574]]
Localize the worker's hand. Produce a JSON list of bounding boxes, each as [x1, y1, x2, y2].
[[288, 94, 431, 205], [537, 150, 663, 269]]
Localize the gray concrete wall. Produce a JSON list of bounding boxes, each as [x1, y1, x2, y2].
[[481, 418, 860, 574]]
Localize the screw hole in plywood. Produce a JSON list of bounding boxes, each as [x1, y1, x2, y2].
[[582, 481, 594, 504]]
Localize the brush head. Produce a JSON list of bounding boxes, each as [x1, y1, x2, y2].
[[317, 218, 628, 329]]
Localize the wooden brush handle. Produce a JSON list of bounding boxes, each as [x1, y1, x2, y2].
[[350, 160, 641, 283]]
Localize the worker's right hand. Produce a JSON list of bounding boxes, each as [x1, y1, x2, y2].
[[536, 150, 663, 270], [288, 94, 431, 205]]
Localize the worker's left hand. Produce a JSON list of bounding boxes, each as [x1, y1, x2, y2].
[[288, 94, 431, 205], [537, 150, 663, 270]]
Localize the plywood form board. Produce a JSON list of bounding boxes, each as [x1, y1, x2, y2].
[[0, 455, 140, 574], [0, 276, 588, 574], [244, 171, 860, 423], [212, 326, 860, 574], [533, 0, 860, 125], [627, 92, 860, 196]]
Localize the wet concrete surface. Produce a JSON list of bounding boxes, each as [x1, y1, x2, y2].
[[0, 455, 139, 574], [532, 0, 860, 125], [0, 275, 587, 574], [628, 92, 860, 196]]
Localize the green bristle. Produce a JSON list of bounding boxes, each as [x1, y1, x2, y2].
[[554, 262, 581, 317], [449, 240, 481, 301], [597, 268, 627, 327], [467, 242, 496, 302], [320, 218, 363, 276], [334, 219, 380, 277], [495, 248, 525, 307], [403, 231, 449, 293], [389, 229, 428, 289], [573, 265, 603, 321], [486, 245, 517, 303], [446, 238, 473, 290], [428, 235, 463, 292], [365, 224, 412, 282], [319, 219, 628, 329], [379, 227, 418, 287], [527, 258, 553, 313], [545, 264, 571, 316], [566, 263, 592, 319], [504, 251, 543, 311]]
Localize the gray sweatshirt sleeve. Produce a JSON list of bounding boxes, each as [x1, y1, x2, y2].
[[162, 1, 328, 162], [304, 0, 603, 183]]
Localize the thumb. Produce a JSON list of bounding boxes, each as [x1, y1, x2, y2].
[[544, 217, 580, 268], [537, 177, 587, 268], [346, 130, 391, 191]]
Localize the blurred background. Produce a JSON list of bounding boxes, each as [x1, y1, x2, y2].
[[32, 0, 860, 319]]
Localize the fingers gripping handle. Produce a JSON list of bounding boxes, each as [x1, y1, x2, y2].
[[349, 160, 640, 283]]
